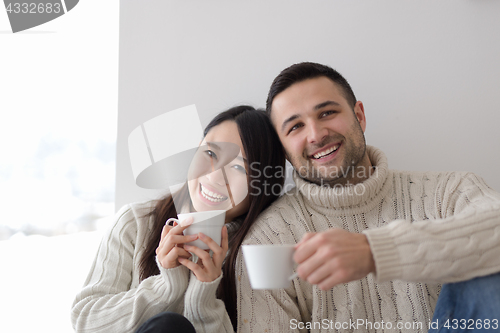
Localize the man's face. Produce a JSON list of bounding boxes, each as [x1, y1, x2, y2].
[[270, 76, 368, 186]]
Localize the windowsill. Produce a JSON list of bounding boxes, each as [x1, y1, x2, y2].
[[0, 230, 104, 332]]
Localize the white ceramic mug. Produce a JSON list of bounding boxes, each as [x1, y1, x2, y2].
[[242, 244, 297, 289], [166, 210, 226, 250]]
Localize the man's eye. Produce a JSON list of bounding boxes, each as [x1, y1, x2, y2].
[[321, 110, 336, 117], [288, 123, 302, 134]]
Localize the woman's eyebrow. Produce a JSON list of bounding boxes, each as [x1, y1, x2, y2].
[[206, 142, 221, 150]]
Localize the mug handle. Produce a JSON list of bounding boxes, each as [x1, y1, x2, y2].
[[166, 218, 179, 226]]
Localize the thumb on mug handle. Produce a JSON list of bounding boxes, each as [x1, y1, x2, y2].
[[166, 218, 179, 226]]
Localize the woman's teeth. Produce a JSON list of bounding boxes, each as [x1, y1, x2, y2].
[[312, 145, 339, 159], [200, 184, 227, 202]]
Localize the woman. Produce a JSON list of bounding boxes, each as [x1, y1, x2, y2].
[[71, 105, 286, 333]]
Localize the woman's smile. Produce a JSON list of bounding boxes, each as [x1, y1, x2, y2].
[[198, 182, 228, 204]]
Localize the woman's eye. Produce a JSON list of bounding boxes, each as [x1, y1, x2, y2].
[[205, 150, 218, 160], [232, 164, 247, 174]]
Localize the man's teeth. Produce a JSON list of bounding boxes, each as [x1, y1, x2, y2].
[[313, 145, 339, 159], [200, 184, 226, 202]]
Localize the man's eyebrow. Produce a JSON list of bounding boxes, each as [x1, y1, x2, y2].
[[281, 114, 300, 134], [314, 100, 341, 110], [279, 101, 341, 134]]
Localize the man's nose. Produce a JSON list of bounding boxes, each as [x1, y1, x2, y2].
[[307, 121, 328, 144]]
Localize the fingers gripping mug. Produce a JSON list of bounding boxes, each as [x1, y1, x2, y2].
[[166, 210, 226, 250]]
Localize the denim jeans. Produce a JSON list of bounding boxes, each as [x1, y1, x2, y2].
[[135, 312, 196, 333], [428, 272, 500, 333]]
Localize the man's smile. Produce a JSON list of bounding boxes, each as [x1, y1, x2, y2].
[[308, 143, 341, 161]]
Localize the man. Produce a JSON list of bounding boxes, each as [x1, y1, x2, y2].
[[236, 62, 500, 332]]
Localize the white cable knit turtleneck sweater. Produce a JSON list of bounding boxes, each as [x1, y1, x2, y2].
[[71, 201, 238, 333], [235, 146, 500, 332]]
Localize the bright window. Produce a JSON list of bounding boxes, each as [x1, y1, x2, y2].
[[0, 1, 119, 332]]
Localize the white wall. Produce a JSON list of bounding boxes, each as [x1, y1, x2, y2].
[[117, 0, 500, 209]]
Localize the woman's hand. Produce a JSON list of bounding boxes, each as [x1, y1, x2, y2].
[[178, 225, 228, 282], [156, 217, 198, 269]]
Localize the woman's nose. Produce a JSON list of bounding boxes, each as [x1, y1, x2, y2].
[[204, 168, 226, 186]]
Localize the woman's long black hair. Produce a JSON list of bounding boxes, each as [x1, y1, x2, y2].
[[138, 105, 286, 328]]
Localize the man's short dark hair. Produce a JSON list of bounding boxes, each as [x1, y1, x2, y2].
[[266, 62, 357, 118]]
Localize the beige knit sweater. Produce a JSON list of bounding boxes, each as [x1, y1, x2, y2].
[[71, 201, 236, 333], [235, 146, 500, 332], [72, 146, 500, 333]]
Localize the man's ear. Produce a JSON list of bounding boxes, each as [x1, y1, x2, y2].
[[354, 101, 367, 133]]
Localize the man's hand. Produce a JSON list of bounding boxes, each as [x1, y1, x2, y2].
[[294, 229, 376, 290]]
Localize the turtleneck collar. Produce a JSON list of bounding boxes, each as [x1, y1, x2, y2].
[[292, 145, 390, 211]]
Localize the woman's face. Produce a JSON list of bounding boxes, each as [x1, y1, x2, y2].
[[187, 120, 250, 222]]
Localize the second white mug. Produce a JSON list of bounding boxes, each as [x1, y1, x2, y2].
[[242, 244, 296, 289]]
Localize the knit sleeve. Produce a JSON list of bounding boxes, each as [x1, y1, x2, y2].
[[236, 250, 306, 333], [235, 205, 308, 333], [71, 205, 188, 333], [183, 272, 234, 333], [364, 172, 500, 283]]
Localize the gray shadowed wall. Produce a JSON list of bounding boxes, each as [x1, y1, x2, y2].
[[116, 0, 500, 209]]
